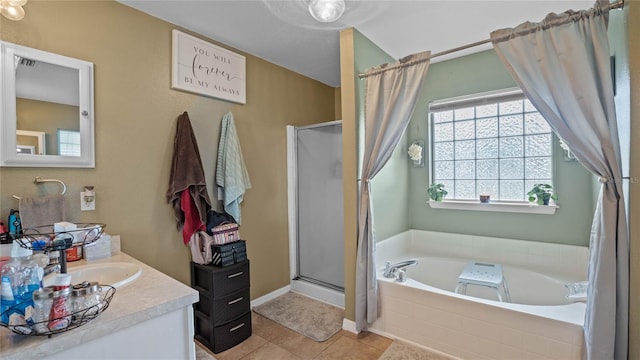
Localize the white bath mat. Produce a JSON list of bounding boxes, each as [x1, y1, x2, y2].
[[252, 291, 343, 342]]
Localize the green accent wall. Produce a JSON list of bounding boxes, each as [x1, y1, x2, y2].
[[402, 50, 595, 247], [357, 45, 596, 247]]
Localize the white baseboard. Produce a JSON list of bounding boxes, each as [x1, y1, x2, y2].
[[290, 279, 344, 308], [250, 285, 291, 308], [342, 319, 398, 338], [342, 318, 358, 334]]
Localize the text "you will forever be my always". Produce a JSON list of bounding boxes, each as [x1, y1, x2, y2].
[[184, 46, 243, 96]]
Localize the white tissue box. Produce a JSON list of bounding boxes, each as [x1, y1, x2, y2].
[[83, 233, 112, 261], [54, 221, 76, 232], [54, 221, 79, 243]]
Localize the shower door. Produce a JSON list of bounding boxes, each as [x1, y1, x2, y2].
[[294, 122, 344, 291]]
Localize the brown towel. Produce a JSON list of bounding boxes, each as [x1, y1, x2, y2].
[[19, 194, 66, 229], [167, 112, 211, 234]]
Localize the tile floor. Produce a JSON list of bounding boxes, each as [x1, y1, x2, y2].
[[195, 311, 397, 360]]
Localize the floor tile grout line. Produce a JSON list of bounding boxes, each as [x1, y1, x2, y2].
[[237, 341, 273, 360], [312, 332, 343, 360], [197, 312, 452, 360]]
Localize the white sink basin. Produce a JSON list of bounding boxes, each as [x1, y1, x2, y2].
[[45, 262, 142, 288]]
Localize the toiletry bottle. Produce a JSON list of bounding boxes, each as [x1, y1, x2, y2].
[[0, 257, 19, 323], [21, 253, 47, 327], [0, 221, 10, 244], [0, 241, 33, 324], [8, 210, 21, 236], [48, 274, 72, 330]]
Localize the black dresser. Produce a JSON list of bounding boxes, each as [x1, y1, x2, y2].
[[191, 260, 252, 353]]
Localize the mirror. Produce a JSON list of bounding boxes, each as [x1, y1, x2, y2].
[[1, 41, 94, 167]]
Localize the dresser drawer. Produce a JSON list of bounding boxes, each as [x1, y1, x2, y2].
[[212, 311, 252, 353], [212, 288, 250, 326], [211, 260, 250, 298], [191, 260, 250, 298]]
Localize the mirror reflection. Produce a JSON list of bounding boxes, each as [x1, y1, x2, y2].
[[15, 57, 80, 156], [16, 130, 45, 154]]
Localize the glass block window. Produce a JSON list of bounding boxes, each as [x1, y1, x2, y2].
[[430, 89, 553, 201], [57, 129, 81, 157]]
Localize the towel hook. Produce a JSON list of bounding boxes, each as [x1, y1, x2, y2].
[[12, 176, 67, 200]]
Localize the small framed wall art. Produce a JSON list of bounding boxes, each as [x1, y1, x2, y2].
[[171, 29, 246, 104]]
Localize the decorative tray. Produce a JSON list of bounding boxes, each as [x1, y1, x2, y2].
[[12, 223, 106, 252], [1, 284, 115, 337], [2, 223, 112, 337]]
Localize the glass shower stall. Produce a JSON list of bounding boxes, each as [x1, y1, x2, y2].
[[286, 121, 344, 307]]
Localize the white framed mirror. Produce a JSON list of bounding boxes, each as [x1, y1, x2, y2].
[[0, 41, 95, 168]]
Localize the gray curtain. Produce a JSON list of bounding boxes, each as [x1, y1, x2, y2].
[[491, 4, 629, 359], [356, 51, 430, 331]]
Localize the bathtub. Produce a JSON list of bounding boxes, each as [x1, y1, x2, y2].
[[370, 230, 589, 360]]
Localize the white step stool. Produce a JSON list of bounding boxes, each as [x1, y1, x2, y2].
[[454, 262, 511, 302]]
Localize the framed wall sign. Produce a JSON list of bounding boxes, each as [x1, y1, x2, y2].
[[172, 29, 246, 104]]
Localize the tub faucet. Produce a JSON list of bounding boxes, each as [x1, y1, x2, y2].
[[383, 260, 417, 278]]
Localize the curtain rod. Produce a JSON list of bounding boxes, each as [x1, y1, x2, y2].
[[358, 0, 624, 79]]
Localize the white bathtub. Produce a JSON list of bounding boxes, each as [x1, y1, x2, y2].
[[371, 230, 589, 360]]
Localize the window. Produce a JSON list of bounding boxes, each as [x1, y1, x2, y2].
[[57, 129, 81, 157], [430, 88, 553, 202]]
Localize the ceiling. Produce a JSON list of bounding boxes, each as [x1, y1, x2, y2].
[[118, 0, 595, 87]]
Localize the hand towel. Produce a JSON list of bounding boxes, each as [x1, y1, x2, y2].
[[215, 112, 251, 224], [19, 194, 66, 229], [166, 112, 211, 244]]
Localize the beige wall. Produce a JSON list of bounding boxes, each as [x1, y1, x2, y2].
[[334, 87, 342, 120], [338, 29, 358, 322], [0, 0, 336, 299]]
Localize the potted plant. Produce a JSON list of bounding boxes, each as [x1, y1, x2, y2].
[[527, 183, 558, 205], [428, 183, 448, 201]]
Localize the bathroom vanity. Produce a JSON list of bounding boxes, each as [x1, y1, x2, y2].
[[0, 252, 199, 360]]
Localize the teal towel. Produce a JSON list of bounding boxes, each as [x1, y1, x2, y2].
[[216, 112, 251, 224]]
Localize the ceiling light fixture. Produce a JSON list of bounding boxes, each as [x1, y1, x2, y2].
[[0, 0, 27, 21], [308, 0, 345, 23]]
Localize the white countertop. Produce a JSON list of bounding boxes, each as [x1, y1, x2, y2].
[[0, 252, 199, 359]]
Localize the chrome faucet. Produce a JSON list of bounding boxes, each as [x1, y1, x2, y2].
[[383, 260, 417, 278], [43, 251, 61, 277]]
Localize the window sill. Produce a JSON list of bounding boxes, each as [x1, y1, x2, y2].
[[427, 200, 558, 215]]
